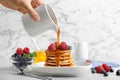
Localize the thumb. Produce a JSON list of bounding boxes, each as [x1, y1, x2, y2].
[[25, 4, 40, 22]]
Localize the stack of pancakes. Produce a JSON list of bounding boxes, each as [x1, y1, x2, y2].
[[45, 50, 74, 67]]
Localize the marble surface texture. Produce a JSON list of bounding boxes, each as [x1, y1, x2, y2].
[[0, 0, 120, 61]]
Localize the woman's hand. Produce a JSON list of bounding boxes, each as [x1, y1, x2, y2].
[[0, 0, 44, 22]]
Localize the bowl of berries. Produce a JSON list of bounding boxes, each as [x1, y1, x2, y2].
[[11, 47, 37, 72]]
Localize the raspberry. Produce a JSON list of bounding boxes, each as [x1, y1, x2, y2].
[[96, 66, 104, 73], [59, 42, 68, 50], [48, 43, 56, 52], [102, 64, 110, 72], [86, 59, 92, 63], [61, 41, 66, 44], [16, 48, 23, 55], [50, 43, 55, 47], [23, 47, 30, 54]]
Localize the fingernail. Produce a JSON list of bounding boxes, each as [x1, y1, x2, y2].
[[33, 15, 40, 22]]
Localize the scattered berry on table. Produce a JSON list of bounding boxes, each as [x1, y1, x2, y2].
[[23, 47, 30, 53], [102, 70, 106, 74], [103, 72, 108, 77], [109, 66, 114, 72], [102, 70, 109, 77], [116, 70, 120, 76], [102, 63, 110, 72], [109, 66, 112, 68], [16, 48, 23, 55], [96, 66, 104, 73], [95, 67, 97, 70], [86, 59, 92, 63], [91, 65, 114, 77], [110, 68, 114, 72], [91, 68, 96, 73]]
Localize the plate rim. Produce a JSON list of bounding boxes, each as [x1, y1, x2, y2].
[[31, 62, 92, 68]]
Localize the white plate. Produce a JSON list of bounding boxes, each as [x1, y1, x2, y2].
[[31, 61, 92, 76]]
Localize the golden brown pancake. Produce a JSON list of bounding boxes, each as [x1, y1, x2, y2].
[[45, 49, 74, 67]]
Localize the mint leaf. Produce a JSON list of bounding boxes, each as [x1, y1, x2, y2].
[[30, 52, 37, 57], [23, 54, 31, 58]]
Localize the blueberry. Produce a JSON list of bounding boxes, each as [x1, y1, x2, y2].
[[95, 67, 97, 70], [91, 68, 96, 73], [16, 54, 22, 58], [116, 70, 120, 76], [109, 66, 114, 72], [68, 46, 72, 50], [103, 72, 108, 77], [109, 66, 112, 68], [102, 70, 108, 77], [20, 58, 27, 63], [102, 70, 106, 74], [12, 54, 22, 62], [110, 68, 114, 72]]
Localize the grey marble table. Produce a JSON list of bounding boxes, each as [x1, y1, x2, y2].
[[0, 58, 120, 80]]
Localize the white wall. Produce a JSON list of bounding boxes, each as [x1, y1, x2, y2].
[[0, 0, 120, 60]]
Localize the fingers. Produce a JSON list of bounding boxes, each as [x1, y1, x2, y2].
[[24, 0, 44, 22], [31, 0, 44, 8], [24, 3, 40, 22], [1, 2, 18, 10], [34, 0, 44, 5], [17, 8, 27, 14], [21, 0, 44, 22], [31, 1, 38, 8]]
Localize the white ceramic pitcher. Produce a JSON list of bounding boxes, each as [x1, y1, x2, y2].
[[22, 3, 58, 37]]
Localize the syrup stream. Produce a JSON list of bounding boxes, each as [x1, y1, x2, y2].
[[57, 27, 60, 47], [56, 26, 61, 66]]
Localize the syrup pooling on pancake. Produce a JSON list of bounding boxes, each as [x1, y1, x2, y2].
[[45, 27, 74, 67]]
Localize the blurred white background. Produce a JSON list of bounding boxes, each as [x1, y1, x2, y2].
[[0, 0, 120, 61]]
